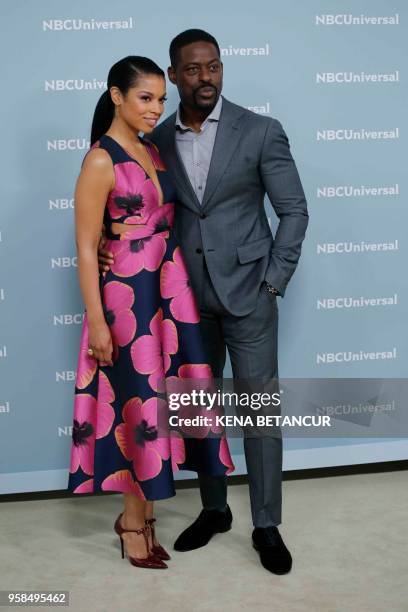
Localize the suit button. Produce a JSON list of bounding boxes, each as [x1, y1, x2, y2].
[[196, 248, 202, 254], [199, 213, 207, 219]]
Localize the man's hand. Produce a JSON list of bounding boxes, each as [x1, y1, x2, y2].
[[98, 235, 114, 275], [264, 282, 279, 295]]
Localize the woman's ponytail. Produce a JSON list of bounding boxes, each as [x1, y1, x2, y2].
[[90, 90, 114, 145]]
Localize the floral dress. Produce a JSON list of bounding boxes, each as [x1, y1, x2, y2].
[[67, 134, 234, 500]]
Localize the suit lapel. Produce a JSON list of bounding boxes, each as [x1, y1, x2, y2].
[[200, 97, 245, 210], [161, 119, 202, 213]]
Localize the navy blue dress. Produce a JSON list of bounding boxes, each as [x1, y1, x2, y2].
[[67, 134, 234, 500]]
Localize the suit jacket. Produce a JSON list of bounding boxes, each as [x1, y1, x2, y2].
[[148, 96, 308, 317]]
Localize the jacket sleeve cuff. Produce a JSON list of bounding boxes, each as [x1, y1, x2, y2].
[[264, 267, 288, 298]]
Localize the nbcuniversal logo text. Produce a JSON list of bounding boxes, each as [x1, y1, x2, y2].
[[0, 346, 7, 358], [317, 401, 395, 416], [317, 128, 399, 141], [317, 184, 399, 198], [317, 240, 398, 255], [58, 425, 73, 437], [317, 294, 398, 310], [53, 314, 84, 326], [47, 139, 89, 151], [49, 199, 74, 210], [56, 371, 76, 382], [317, 347, 397, 364], [220, 43, 270, 56], [45, 79, 106, 92], [0, 289, 5, 301], [316, 70, 399, 84], [51, 257, 77, 268], [315, 14, 399, 26], [247, 102, 271, 115], [42, 18, 134, 31], [0, 401, 10, 414]]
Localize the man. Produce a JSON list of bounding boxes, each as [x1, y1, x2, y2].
[[99, 29, 308, 574]]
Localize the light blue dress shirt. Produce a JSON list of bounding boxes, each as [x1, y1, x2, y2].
[[174, 95, 223, 205]]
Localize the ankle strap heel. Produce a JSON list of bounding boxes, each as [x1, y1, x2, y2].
[[113, 513, 168, 569], [145, 517, 171, 561]]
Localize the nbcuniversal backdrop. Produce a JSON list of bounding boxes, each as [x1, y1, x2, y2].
[[0, 0, 407, 494]]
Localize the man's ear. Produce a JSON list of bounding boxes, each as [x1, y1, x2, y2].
[[167, 65, 177, 85]]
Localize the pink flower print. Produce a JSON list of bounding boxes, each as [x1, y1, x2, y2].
[[177, 364, 223, 433], [96, 371, 115, 439], [147, 202, 174, 235], [101, 469, 146, 499], [219, 437, 235, 474], [108, 162, 157, 223], [70, 393, 96, 476], [115, 396, 170, 481], [166, 363, 224, 438], [73, 479, 94, 493], [131, 308, 178, 391], [76, 314, 97, 389], [165, 364, 214, 412], [170, 432, 185, 472], [111, 234, 167, 278], [102, 281, 136, 348], [178, 364, 213, 379], [160, 247, 200, 323]]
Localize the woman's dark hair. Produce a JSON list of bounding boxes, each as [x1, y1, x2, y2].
[[91, 55, 165, 145]]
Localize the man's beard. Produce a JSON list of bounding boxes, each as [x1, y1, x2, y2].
[[192, 85, 218, 110]]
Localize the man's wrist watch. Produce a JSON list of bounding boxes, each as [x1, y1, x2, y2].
[[265, 282, 278, 295]]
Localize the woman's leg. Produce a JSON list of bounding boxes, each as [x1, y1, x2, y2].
[[145, 501, 154, 521], [121, 493, 149, 558], [145, 501, 159, 548]]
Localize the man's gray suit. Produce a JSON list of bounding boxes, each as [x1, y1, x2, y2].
[[148, 96, 308, 527]]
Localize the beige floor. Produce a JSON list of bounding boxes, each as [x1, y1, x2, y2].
[[1, 471, 407, 612]]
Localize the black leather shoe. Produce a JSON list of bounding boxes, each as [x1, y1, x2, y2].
[[174, 505, 232, 551], [252, 526, 292, 574]]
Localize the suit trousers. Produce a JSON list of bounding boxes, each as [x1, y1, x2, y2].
[[197, 256, 282, 528]]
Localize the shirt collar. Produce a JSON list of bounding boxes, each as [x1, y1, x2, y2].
[[175, 95, 223, 131]]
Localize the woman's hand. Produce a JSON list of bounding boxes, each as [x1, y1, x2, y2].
[[88, 320, 113, 366], [98, 235, 114, 275]]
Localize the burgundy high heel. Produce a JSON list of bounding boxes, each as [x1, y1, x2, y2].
[[114, 513, 167, 569], [145, 518, 171, 561]]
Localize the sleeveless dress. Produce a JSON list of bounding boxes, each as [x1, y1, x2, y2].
[[67, 134, 234, 500]]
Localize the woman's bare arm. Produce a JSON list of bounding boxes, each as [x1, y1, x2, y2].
[[75, 148, 115, 363]]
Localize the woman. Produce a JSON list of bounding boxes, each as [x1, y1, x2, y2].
[[67, 56, 234, 570]]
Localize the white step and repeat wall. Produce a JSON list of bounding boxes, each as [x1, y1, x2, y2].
[[1, 1, 407, 493]]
